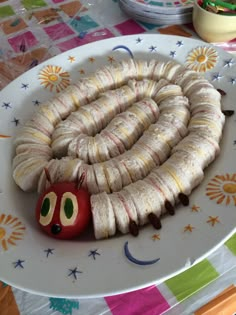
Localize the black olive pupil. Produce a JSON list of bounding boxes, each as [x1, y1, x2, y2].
[[41, 198, 50, 217], [51, 224, 61, 235], [64, 198, 74, 219]]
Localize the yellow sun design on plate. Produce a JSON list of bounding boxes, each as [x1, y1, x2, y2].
[[38, 65, 70, 93], [0, 214, 26, 252], [185, 46, 218, 72], [206, 173, 236, 205]]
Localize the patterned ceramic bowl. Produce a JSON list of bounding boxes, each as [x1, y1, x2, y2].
[[192, 0, 236, 43]]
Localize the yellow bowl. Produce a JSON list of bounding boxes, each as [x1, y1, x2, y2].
[[192, 0, 236, 43]]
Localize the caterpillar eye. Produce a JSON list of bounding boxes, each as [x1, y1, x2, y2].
[[60, 192, 78, 226], [41, 198, 50, 217], [64, 198, 74, 219], [39, 192, 57, 226]]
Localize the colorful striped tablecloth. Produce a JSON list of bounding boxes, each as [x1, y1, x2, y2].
[[1, 0, 236, 314], [1, 236, 236, 314]]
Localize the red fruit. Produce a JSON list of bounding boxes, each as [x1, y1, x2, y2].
[[35, 181, 91, 240]]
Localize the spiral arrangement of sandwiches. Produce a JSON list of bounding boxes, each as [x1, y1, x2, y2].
[[12, 59, 225, 239]]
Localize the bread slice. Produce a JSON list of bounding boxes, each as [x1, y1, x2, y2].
[[109, 192, 130, 234], [14, 127, 51, 146], [91, 192, 116, 239], [103, 160, 122, 192], [25, 112, 54, 137], [93, 163, 110, 193]]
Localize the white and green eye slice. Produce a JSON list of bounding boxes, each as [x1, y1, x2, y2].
[[60, 192, 78, 226], [39, 192, 57, 226]]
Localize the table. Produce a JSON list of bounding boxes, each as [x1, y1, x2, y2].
[[1, 0, 236, 314]]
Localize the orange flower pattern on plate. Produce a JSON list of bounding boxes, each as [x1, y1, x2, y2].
[[185, 46, 218, 72], [107, 56, 115, 63], [152, 233, 160, 241], [38, 65, 70, 93], [206, 173, 236, 205], [184, 224, 195, 232], [68, 56, 76, 63], [0, 214, 25, 252], [207, 216, 220, 227], [191, 205, 200, 212], [79, 69, 85, 75]]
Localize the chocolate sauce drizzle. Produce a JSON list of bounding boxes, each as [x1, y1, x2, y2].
[[148, 213, 162, 229], [129, 220, 139, 237], [165, 200, 175, 215], [216, 89, 235, 117], [128, 193, 191, 236], [222, 110, 234, 117], [178, 193, 189, 206], [217, 89, 226, 96]]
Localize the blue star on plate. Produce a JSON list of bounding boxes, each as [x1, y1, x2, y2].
[[13, 259, 25, 269], [169, 51, 176, 58], [44, 248, 54, 258], [136, 37, 142, 43], [176, 40, 183, 47], [2, 102, 11, 109], [21, 83, 29, 90], [149, 45, 157, 52], [212, 73, 222, 81], [12, 117, 19, 126], [68, 267, 82, 280], [88, 249, 101, 260], [32, 100, 41, 106], [224, 58, 234, 68], [230, 78, 236, 85]]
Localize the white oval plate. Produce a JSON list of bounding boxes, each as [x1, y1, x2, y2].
[[0, 34, 236, 298], [121, 0, 194, 14], [119, 1, 193, 25]]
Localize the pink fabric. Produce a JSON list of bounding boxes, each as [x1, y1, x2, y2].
[[57, 37, 83, 52], [57, 28, 114, 52], [44, 22, 75, 40], [105, 285, 170, 315], [8, 31, 38, 52], [114, 19, 145, 35]]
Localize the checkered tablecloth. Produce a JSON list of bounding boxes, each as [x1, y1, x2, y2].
[[1, 0, 235, 90], [2, 235, 236, 314], [1, 1, 236, 314]]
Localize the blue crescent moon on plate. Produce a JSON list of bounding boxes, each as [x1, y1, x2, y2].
[[112, 45, 134, 58], [124, 241, 160, 266]]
